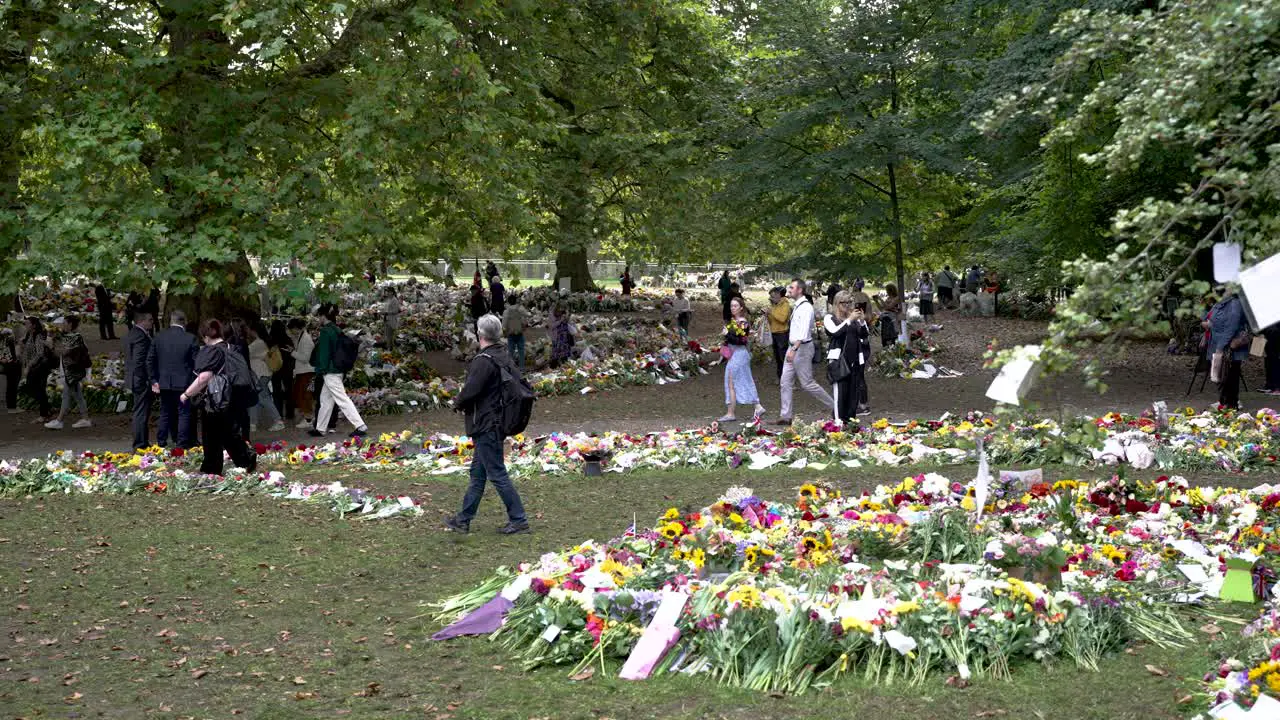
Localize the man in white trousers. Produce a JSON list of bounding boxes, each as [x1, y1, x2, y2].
[[775, 279, 833, 425], [307, 303, 369, 438]]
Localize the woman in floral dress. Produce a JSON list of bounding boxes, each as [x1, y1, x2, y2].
[[718, 295, 765, 422]]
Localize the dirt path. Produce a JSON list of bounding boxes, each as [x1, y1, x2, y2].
[[1, 303, 1268, 460]]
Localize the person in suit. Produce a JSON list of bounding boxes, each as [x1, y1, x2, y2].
[[125, 312, 156, 450], [148, 310, 198, 448]]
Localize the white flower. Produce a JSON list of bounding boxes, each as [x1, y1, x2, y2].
[[882, 629, 917, 656]]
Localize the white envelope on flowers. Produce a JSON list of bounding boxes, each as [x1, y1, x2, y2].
[[747, 452, 785, 470], [986, 345, 1041, 406]]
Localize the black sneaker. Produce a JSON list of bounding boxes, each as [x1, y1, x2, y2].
[[497, 521, 530, 535], [245, 452, 258, 474], [307, 429, 325, 438], [350, 427, 368, 438], [444, 516, 470, 534]]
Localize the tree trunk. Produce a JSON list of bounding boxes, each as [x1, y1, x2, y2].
[[553, 247, 596, 292], [164, 255, 260, 325], [888, 161, 906, 343]]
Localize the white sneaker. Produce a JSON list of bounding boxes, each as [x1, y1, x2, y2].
[[268, 421, 285, 432], [44, 419, 64, 429], [73, 419, 93, 429], [6, 408, 21, 415], [248, 424, 258, 433], [295, 419, 312, 429]]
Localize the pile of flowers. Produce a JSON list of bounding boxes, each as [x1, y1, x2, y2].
[[434, 469, 1280, 692], [0, 444, 425, 520], [874, 330, 942, 378], [1201, 597, 1280, 715], [521, 287, 647, 314], [18, 283, 107, 321]]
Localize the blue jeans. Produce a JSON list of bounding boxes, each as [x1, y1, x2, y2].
[[158, 389, 193, 447], [457, 431, 526, 524], [507, 334, 525, 370]]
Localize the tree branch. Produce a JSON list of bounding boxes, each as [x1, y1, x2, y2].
[[293, 0, 415, 79]]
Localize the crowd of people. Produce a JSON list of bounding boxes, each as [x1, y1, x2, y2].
[[709, 278, 873, 426]]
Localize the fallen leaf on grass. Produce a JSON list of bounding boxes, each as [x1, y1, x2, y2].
[[292, 676, 307, 685], [64, 692, 82, 702], [975, 712, 1007, 718], [945, 675, 969, 688], [293, 691, 316, 701], [191, 669, 208, 679], [154, 628, 176, 638], [39, 638, 58, 646], [1200, 623, 1223, 636], [568, 667, 594, 682], [354, 682, 381, 697], [1145, 664, 1168, 677], [1177, 695, 1195, 704], [447, 702, 463, 711]]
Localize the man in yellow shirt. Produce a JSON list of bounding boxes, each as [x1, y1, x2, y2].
[[767, 287, 792, 380]]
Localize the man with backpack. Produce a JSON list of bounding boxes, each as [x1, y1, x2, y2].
[[307, 303, 368, 438], [444, 314, 531, 535]]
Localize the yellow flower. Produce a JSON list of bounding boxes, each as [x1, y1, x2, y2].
[[661, 507, 680, 521], [841, 616, 874, 634], [892, 600, 921, 615], [799, 483, 818, 498], [658, 522, 684, 540]]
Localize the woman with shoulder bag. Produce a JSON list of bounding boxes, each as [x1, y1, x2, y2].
[[824, 291, 871, 423], [180, 319, 257, 476], [45, 315, 92, 429]]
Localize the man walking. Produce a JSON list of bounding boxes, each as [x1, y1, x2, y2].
[[718, 270, 733, 322], [775, 279, 833, 425], [445, 314, 529, 535], [125, 312, 156, 450], [308, 303, 370, 438], [148, 310, 198, 448], [937, 266, 957, 308]]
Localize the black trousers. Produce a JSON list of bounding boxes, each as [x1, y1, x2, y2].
[[132, 388, 155, 449], [199, 409, 256, 475], [771, 332, 789, 380], [721, 299, 732, 322], [1266, 349, 1280, 391], [1220, 359, 1243, 409], [3, 362, 19, 409], [98, 311, 116, 340], [26, 367, 52, 417]]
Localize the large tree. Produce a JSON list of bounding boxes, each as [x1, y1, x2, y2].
[[983, 0, 1280, 382], [7, 1, 539, 315]]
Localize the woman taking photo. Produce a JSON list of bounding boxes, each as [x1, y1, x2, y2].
[[824, 291, 871, 423], [718, 295, 765, 422], [246, 321, 284, 432], [917, 272, 935, 324], [180, 320, 257, 476]]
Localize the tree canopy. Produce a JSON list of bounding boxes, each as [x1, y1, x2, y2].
[[3, 0, 1278, 367]]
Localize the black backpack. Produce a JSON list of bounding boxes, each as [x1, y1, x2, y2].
[[201, 345, 257, 412], [332, 331, 359, 373], [479, 353, 535, 438]]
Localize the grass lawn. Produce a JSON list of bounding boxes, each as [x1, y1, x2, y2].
[[0, 463, 1252, 719]]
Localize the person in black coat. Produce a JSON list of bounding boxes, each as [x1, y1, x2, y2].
[[148, 310, 198, 448], [124, 312, 156, 449], [179, 319, 257, 476], [94, 284, 116, 340], [443, 314, 528, 535], [824, 291, 872, 423]]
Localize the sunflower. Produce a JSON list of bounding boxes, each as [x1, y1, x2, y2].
[[799, 483, 818, 499], [658, 522, 684, 540], [661, 507, 680, 521]]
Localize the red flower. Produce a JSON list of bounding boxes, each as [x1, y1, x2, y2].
[[171, 447, 186, 457], [253, 443, 267, 455]]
